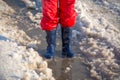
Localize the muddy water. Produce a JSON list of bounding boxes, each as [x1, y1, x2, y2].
[[47, 57, 92, 80]]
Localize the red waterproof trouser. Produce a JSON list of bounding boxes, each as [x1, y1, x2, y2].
[[40, 0, 77, 31]]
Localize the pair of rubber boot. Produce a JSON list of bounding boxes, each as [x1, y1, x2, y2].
[[44, 27, 75, 59]]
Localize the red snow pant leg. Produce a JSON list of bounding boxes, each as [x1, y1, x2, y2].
[[40, 0, 59, 31], [59, 0, 77, 28]]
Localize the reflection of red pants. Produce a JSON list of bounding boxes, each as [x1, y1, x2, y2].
[[40, 0, 77, 31]]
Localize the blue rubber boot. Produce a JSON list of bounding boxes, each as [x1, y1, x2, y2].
[[44, 29, 56, 59], [61, 27, 75, 58]]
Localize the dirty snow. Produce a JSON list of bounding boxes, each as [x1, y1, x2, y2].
[[0, 40, 54, 80], [74, 0, 120, 80]]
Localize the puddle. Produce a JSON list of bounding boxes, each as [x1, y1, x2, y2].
[[47, 57, 93, 80]]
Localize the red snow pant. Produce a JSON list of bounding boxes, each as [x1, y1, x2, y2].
[[40, 0, 77, 31]]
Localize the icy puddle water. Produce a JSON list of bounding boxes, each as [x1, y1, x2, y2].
[[47, 57, 93, 80]]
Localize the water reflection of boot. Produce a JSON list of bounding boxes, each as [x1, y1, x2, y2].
[[44, 29, 56, 59], [57, 59, 73, 80], [61, 27, 75, 58]]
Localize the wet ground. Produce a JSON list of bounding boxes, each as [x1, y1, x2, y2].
[[2, 0, 120, 80], [47, 57, 93, 80]]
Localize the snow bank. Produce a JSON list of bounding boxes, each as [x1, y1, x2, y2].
[[75, 0, 120, 79], [0, 40, 54, 80]]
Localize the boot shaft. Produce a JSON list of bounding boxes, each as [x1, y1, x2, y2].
[[45, 29, 56, 59], [61, 27, 72, 48], [46, 29, 56, 47], [61, 27, 75, 58]]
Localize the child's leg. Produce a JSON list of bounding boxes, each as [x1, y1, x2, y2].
[[40, 0, 59, 31], [40, 0, 59, 59], [59, 0, 77, 27], [59, 0, 77, 58]]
